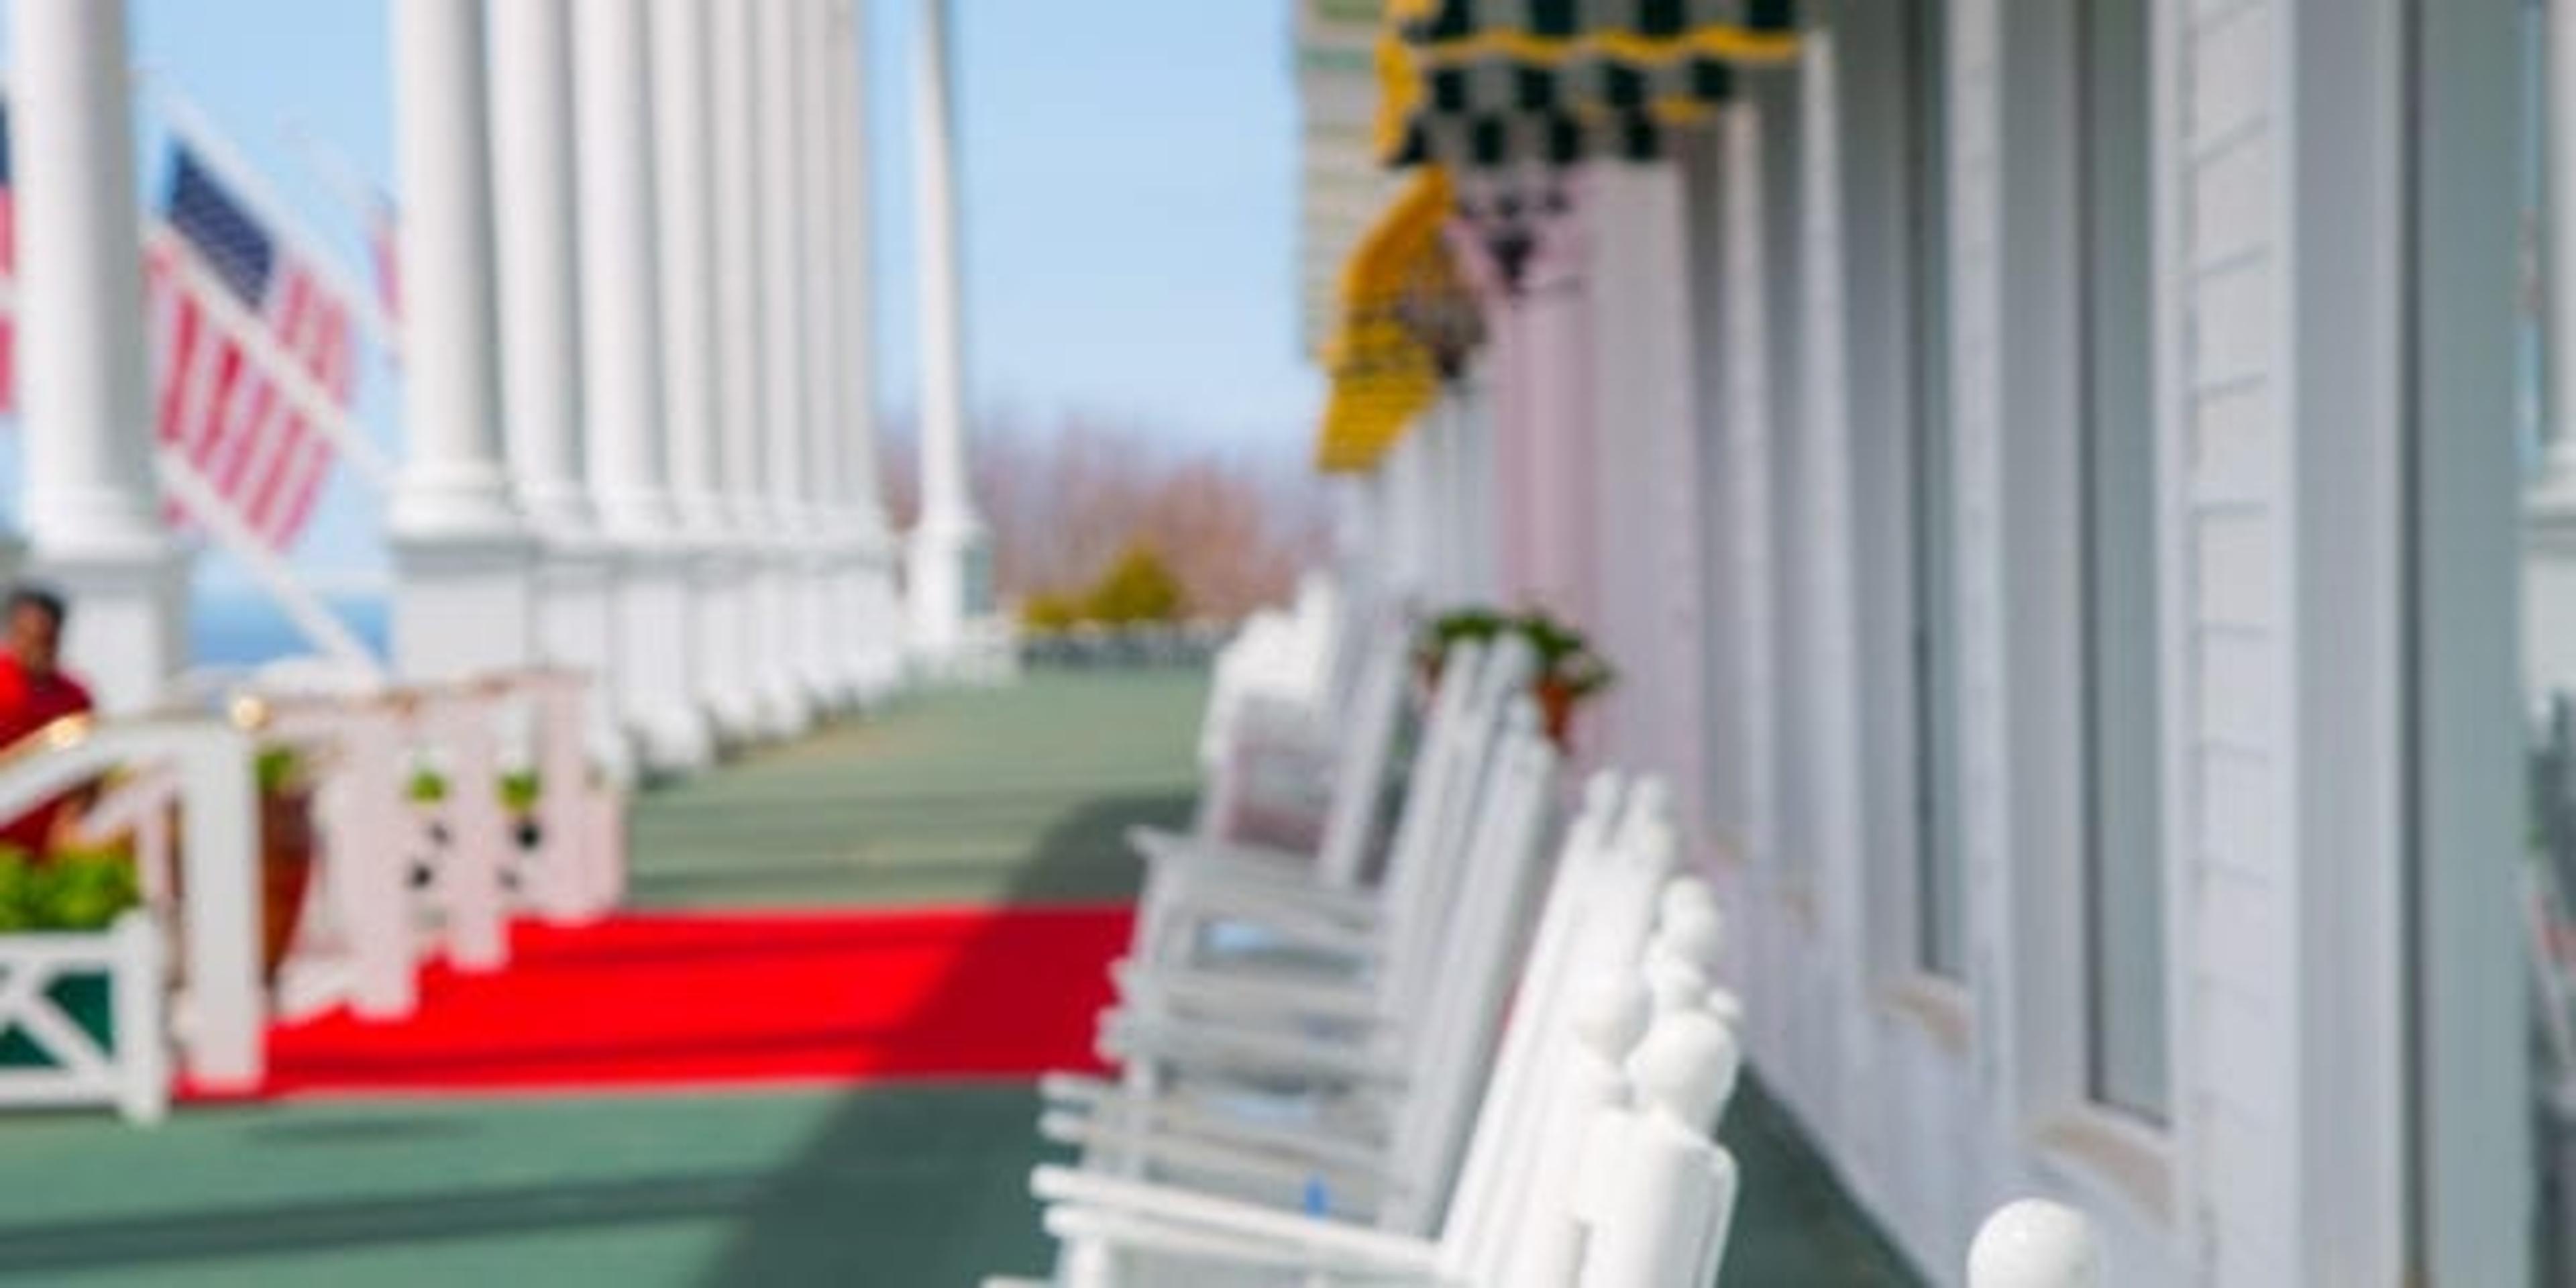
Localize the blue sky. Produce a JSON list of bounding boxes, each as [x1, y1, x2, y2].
[[1, 0, 1321, 595]]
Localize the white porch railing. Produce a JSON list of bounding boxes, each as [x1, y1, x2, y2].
[[0, 716, 261, 1095], [0, 913, 169, 1124], [0, 666, 626, 1124]]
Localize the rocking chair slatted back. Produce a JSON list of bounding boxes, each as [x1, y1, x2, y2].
[[1384, 702, 1560, 1233], [1375, 634, 1538, 1019], [1449, 778, 1680, 1272], [1310, 619, 1413, 891]]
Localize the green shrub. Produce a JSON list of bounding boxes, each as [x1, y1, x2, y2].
[[1083, 545, 1185, 626], [0, 849, 38, 934], [0, 845, 141, 934], [1020, 593, 1081, 632]]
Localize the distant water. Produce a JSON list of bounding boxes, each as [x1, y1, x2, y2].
[[189, 592, 392, 669]]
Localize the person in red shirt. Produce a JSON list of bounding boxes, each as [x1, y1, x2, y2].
[[0, 585, 96, 855]]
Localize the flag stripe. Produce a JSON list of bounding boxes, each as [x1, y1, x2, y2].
[[145, 140, 358, 552]]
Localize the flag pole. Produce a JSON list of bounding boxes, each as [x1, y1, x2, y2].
[[156, 449, 386, 681]]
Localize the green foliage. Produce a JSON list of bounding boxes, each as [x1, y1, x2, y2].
[[409, 767, 545, 813], [0, 845, 141, 933], [407, 766, 449, 805], [1416, 606, 1617, 698], [1020, 593, 1082, 632], [1081, 545, 1187, 626], [500, 769, 542, 816], [256, 745, 309, 796]]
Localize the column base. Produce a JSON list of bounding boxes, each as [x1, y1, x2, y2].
[[692, 543, 764, 747], [26, 535, 189, 714], [611, 544, 715, 774], [533, 537, 633, 788], [906, 518, 995, 673], [855, 549, 905, 704], [751, 547, 814, 739], [390, 530, 536, 686]]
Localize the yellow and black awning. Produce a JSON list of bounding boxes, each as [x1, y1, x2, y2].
[[1314, 167, 1479, 474], [1377, 0, 1801, 168]]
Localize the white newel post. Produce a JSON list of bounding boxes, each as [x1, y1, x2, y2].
[[651, 0, 757, 742], [2532, 0, 2576, 698], [830, 0, 900, 702], [755, 0, 818, 734], [11, 0, 186, 711], [710, 0, 787, 740], [490, 0, 627, 780], [572, 0, 712, 770], [908, 0, 992, 672], [796, 0, 853, 710]]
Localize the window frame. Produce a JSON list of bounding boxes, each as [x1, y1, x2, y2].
[[2072, 0, 2171, 1128]]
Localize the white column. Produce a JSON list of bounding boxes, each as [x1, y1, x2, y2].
[[796, 0, 851, 709], [10, 0, 184, 712], [712, 0, 798, 738], [387, 0, 533, 684], [2548, 0, 2576, 502], [653, 0, 758, 743], [488, 0, 590, 537], [2532, 0, 2576, 696], [908, 0, 991, 670], [490, 0, 625, 779], [830, 0, 901, 702], [757, 0, 819, 731], [572, 0, 710, 769]]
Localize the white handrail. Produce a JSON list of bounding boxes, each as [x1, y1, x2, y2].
[[0, 718, 262, 1090]]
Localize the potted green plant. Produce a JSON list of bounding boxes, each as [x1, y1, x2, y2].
[[1414, 608, 1617, 748], [0, 844, 140, 1069], [409, 765, 547, 874], [500, 768, 543, 851], [254, 746, 318, 983]]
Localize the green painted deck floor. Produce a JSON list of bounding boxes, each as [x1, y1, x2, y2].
[[0, 670, 1920, 1286]]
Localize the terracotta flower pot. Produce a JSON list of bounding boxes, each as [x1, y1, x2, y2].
[[1536, 679, 1581, 749], [258, 788, 317, 984]]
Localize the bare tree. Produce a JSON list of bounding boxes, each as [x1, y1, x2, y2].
[[875, 413, 1330, 622]]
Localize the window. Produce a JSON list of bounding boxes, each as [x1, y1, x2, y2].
[[1906, 0, 1968, 982], [2076, 0, 2167, 1124]]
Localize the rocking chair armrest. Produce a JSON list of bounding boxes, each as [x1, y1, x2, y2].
[[1099, 1010, 1407, 1087], [1032, 1167, 1443, 1279], [1128, 826, 1316, 878], [1161, 871, 1382, 928], [1152, 885, 1385, 955], [1128, 828, 1385, 918], [1041, 1072, 1391, 1138], [1112, 958, 1389, 1028], [1037, 1110, 1395, 1205], [1036, 1096, 1392, 1175]]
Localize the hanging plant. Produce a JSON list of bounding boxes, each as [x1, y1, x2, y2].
[[1413, 607, 1617, 747]]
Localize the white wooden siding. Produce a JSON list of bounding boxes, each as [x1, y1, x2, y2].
[[2172, 3, 2296, 1283]]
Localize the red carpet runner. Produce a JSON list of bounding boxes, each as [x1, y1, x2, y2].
[[193, 905, 1132, 1099]]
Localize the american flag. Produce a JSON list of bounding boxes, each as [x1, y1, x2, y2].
[[364, 191, 399, 329], [147, 142, 356, 550], [0, 99, 17, 419]]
